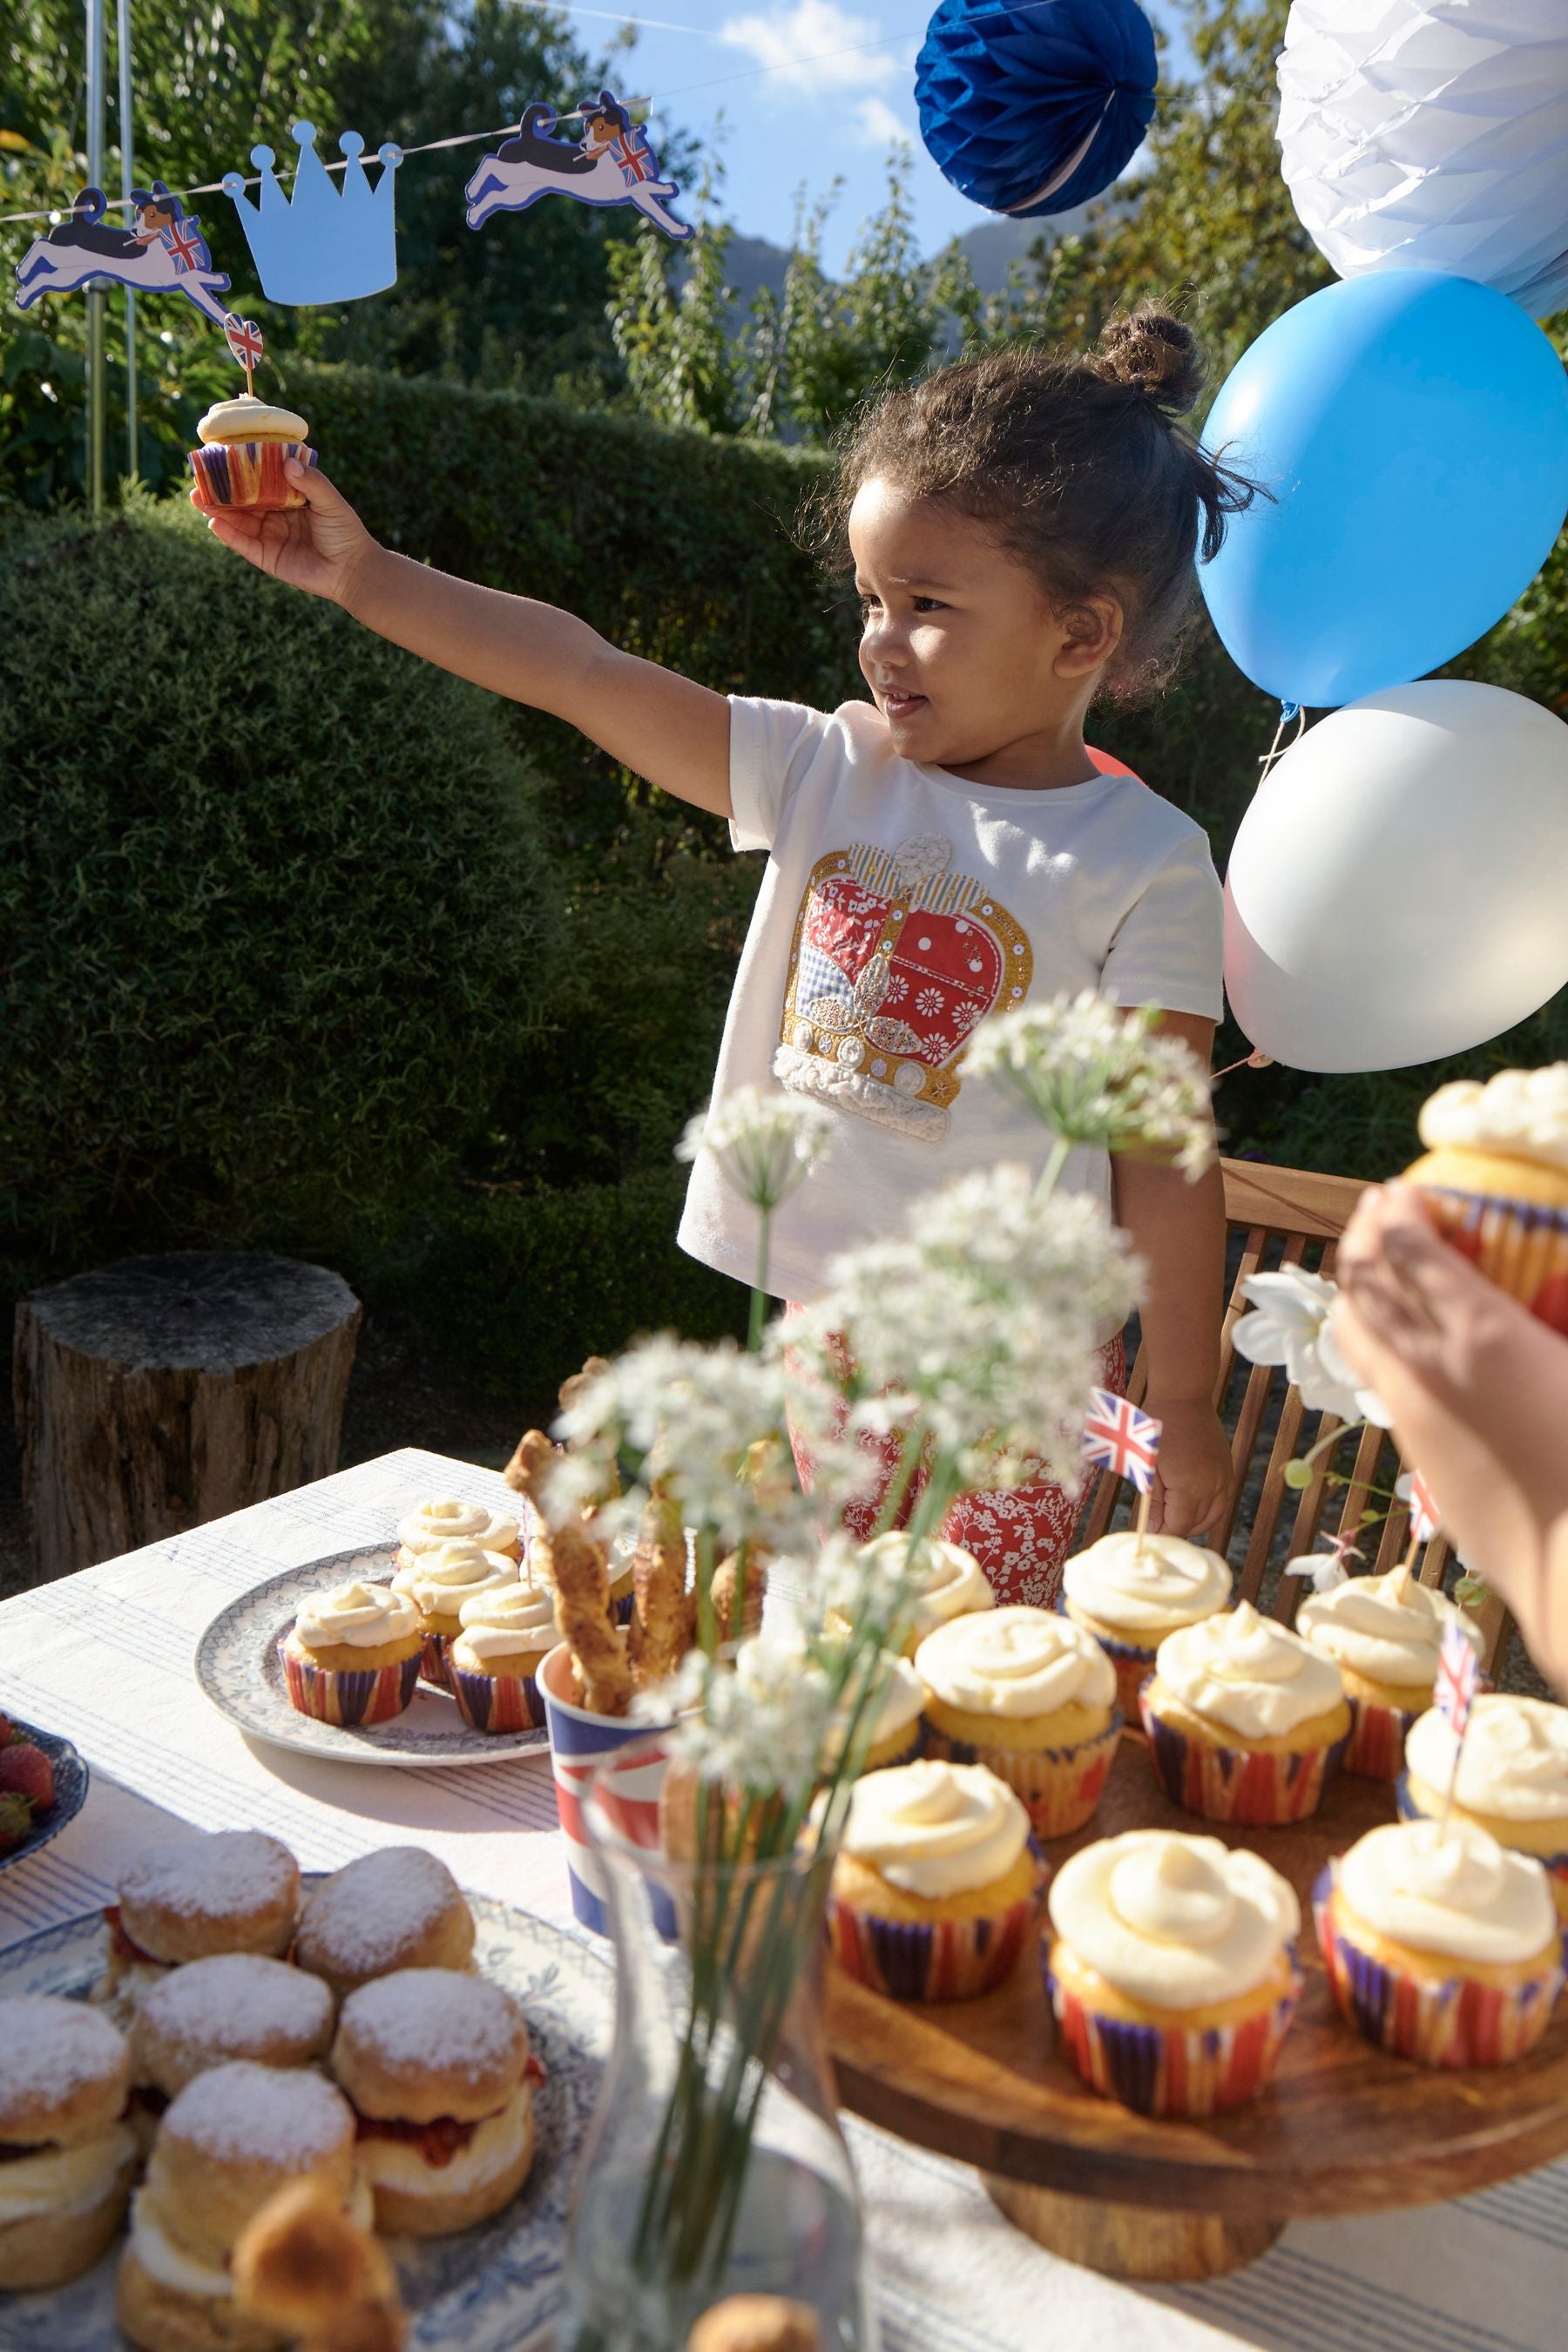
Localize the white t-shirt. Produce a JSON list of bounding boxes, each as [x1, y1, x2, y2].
[[677, 696, 1224, 1305]]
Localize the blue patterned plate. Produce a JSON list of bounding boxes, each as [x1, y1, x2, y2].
[[0, 1720, 89, 1877], [0, 1887, 612, 2349], [193, 1549, 550, 1767]]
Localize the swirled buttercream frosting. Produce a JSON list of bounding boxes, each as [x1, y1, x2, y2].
[[1154, 1601, 1343, 1739], [392, 1539, 518, 1618], [294, 1579, 420, 1652], [395, 1497, 519, 1558], [1297, 1565, 1473, 1690], [1064, 1531, 1231, 1639], [454, 1577, 558, 1662], [1417, 1065, 1568, 1173], [860, 1532, 995, 1639], [1405, 1693, 1568, 1822], [839, 1760, 1029, 1898], [1336, 1819, 1555, 1965], [916, 1606, 1115, 1720], [1049, 1829, 1299, 2008]]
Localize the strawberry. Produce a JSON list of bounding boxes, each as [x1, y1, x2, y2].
[[0, 1792, 33, 1852], [0, 1742, 53, 1812]]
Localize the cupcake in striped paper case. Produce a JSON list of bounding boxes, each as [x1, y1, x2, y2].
[[1046, 1829, 1302, 2117], [447, 1574, 559, 1734], [1315, 1817, 1565, 2069], [825, 1759, 1042, 2002], [1295, 1564, 1482, 1780], [1139, 1600, 1350, 1826], [280, 1577, 422, 1727], [852, 1531, 995, 1658], [391, 1538, 519, 1692], [916, 1606, 1121, 1839], [1399, 1693, 1568, 1923], [1061, 1530, 1232, 1723], [187, 395, 317, 513], [1403, 1065, 1568, 1335]]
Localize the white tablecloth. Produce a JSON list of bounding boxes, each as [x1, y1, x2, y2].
[[1, 1447, 1561, 2352]]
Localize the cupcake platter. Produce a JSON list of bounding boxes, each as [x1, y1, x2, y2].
[[0, 1885, 612, 2351], [824, 1734, 1568, 2281], [194, 1550, 550, 1767]]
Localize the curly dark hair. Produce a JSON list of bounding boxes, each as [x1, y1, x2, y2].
[[814, 306, 1262, 700]]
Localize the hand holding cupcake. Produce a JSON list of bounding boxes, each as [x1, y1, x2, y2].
[[1140, 1600, 1350, 1824], [916, 1606, 1119, 1837], [1061, 1531, 1231, 1720], [188, 395, 316, 515], [1046, 1829, 1301, 2116], [1404, 1064, 1568, 1334]]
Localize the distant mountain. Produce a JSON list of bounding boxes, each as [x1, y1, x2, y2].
[[711, 199, 1112, 315]]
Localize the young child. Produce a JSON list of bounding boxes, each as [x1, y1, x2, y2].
[[206, 304, 1250, 1603]]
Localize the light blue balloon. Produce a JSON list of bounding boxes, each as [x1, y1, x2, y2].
[[1199, 272, 1568, 709]]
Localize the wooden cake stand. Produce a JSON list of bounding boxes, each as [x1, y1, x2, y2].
[[825, 1735, 1568, 2281]]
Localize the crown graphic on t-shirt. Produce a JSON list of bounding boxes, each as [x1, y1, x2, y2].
[[774, 834, 1033, 1142]]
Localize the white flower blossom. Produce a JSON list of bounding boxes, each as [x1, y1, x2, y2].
[[1231, 1267, 1392, 1426], [645, 1638, 837, 1801], [787, 1165, 1140, 1490], [1284, 1548, 1355, 1595], [963, 991, 1215, 1177], [677, 1087, 837, 1212]]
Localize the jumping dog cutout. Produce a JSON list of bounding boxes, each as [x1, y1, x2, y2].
[[14, 184, 263, 365], [466, 90, 691, 240]]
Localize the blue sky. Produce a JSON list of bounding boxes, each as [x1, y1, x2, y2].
[[556, 0, 1186, 274]]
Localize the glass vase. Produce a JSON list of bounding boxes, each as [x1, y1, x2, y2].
[[561, 1736, 876, 2352]]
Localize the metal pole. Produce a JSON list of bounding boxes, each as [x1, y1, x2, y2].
[[85, 0, 106, 517], [117, 0, 136, 484]]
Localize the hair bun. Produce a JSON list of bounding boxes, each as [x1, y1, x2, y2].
[[1093, 307, 1205, 418]]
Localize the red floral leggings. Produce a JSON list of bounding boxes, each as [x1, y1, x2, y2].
[[787, 1327, 1127, 1612]]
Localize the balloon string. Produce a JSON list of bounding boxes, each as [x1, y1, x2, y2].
[[1258, 701, 1306, 779], [1213, 1049, 1274, 1080]]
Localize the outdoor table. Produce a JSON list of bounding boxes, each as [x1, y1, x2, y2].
[[1, 1445, 1561, 2352]]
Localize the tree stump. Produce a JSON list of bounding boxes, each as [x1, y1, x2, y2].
[[13, 1253, 362, 1578]]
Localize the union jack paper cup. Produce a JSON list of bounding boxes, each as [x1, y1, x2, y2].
[[539, 1642, 670, 1935], [1315, 1866, 1565, 2068], [1395, 1775, 1568, 1923], [1045, 1943, 1301, 2117], [1139, 1686, 1348, 1826], [188, 438, 316, 512]]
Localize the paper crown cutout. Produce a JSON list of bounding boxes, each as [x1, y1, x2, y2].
[[223, 121, 402, 305]]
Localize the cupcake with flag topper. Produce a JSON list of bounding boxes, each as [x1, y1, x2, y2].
[[1046, 1828, 1302, 2117], [188, 386, 317, 515], [1404, 1064, 1568, 1334], [1399, 1688, 1568, 1923], [1296, 1551, 1479, 1781]]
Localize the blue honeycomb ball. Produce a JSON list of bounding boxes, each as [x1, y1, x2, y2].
[[916, 0, 1158, 220]]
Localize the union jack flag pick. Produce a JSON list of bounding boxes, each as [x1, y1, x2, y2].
[[1436, 1617, 1480, 1745], [1407, 1470, 1441, 1547], [223, 314, 264, 372], [1084, 1389, 1162, 1496]]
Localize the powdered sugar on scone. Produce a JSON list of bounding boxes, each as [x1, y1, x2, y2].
[[163, 2061, 352, 2167], [340, 1970, 524, 2084], [137, 1956, 332, 2057], [0, 1997, 126, 2124], [120, 1833, 297, 1920], [296, 1848, 469, 1977]]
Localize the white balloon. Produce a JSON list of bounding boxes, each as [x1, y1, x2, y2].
[[1277, 0, 1568, 320], [1224, 682, 1568, 1072]]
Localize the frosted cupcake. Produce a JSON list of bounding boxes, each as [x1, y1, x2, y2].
[[1404, 1065, 1568, 1335], [1140, 1601, 1350, 1825], [1316, 1818, 1564, 2068], [391, 1538, 518, 1691], [281, 1578, 422, 1727], [187, 395, 316, 513], [1400, 1693, 1568, 1920], [1296, 1565, 1480, 1779], [1047, 1830, 1301, 2117], [396, 1497, 522, 1570], [916, 1606, 1119, 1838], [447, 1576, 558, 1734], [857, 1532, 995, 1657], [1062, 1531, 1231, 1721], [824, 1760, 1041, 2001]]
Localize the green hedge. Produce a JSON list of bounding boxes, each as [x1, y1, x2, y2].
[[0, 499, 559, 1262]]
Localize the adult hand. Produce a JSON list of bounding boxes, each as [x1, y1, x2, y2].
[[199, 463, 378, 608], [1143, 1395, 1231, 1539]]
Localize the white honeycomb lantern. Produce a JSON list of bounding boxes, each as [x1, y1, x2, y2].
[[1277, 0, 1568, 320]]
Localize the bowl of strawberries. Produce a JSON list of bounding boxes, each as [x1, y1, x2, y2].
[[0, 1711, 88, 1873]]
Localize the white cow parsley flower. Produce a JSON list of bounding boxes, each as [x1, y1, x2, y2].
[[964, 991, 1215, 1177], [677, 1086, 837, 1211], [645, 1637, 837, 1801], [1231, 1267, 1391, 1427]]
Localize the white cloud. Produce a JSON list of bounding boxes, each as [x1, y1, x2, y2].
[[855, 95, 909, 148], [718, 0, 897, 96]]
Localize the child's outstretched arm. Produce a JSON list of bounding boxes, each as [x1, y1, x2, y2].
[[204, 460, 732, 818], [1112, 1010, 1232, 1540]]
